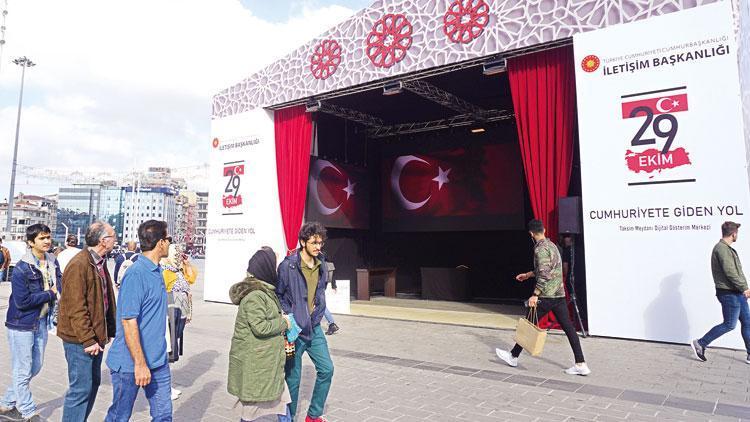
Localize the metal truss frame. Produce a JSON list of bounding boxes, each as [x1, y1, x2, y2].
[[366, 109, 514, 138]]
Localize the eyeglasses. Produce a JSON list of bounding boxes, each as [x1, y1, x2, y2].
[[307, 241, 324, 247], [163, 236, 172, 243]]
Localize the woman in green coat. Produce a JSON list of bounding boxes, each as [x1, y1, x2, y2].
[[228, 247, 291, 422]]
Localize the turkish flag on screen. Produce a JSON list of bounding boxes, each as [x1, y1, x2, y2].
[[306, 158, 369, 229], [383, 144, 524, 221]]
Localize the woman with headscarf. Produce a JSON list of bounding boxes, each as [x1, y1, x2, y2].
[[161, 244, 197, 400], [228, 247, 292, 422]]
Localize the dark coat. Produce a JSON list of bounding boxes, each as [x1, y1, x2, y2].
[[5, 251, 59, 331], [276, 251, 327, 342]]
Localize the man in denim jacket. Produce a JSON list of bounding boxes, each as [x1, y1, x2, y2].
[[277, 222, 334, 422], [0, 224, 59, 422]]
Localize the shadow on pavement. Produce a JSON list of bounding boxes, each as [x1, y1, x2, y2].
[[174, 380, 221, 421], [39, 396, 64, 418], [172, 350, 220, 387], [468, 330, 568, 369]]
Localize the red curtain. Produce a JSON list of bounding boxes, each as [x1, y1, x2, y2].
[[508, 46, 576, 329], [508, 46, 575, 243], [274, 105, 313, 254]]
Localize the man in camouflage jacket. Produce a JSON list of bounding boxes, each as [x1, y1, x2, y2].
[[496, 219, 591, 376]]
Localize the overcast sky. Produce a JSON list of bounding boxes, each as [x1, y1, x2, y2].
[[0, 0, 371, 200]]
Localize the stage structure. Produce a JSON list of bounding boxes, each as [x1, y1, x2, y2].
[[208, 0, 750, 348]]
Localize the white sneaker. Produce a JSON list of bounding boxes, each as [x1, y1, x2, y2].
[[495, 348, 518, 367], [565, 363, 591, 376], [171, 389, 181, 401]]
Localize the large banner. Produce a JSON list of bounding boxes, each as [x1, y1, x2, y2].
[[205, 110, 285, 303], [382, 143, 525, 232], [575, 2, 750, 348]]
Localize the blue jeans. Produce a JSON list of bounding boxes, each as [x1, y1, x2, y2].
[[62, 341, 103, 421], [324, 308, 335, 324], [105, 363, 172, 422], [0, 318, 48, 419], [285, 325, 334, 420], [698, 293, 750, 352], [0, 269, 6, 282]]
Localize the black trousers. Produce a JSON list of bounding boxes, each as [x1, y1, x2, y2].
[[511, 297, 585, 363]]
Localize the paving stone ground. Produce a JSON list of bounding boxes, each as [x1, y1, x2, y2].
[[0, 259, 749, 421]]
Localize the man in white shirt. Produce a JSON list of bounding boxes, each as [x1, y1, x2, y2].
[[57, 235, 81, 273]]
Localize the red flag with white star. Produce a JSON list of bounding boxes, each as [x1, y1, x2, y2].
[[382, 144, 525, 231]]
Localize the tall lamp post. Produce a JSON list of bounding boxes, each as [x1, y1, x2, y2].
[[5, 56, 35, 236]]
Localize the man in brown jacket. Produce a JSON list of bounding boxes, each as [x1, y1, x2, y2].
[[57, 221, 117, 421]]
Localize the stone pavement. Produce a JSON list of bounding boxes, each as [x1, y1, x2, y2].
[[0, 260, 748, 421]]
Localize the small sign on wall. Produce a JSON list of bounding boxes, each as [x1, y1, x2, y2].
[[326, 280, 350, 314]]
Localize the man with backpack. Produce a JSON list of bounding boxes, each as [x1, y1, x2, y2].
[[114, 241, 139, 288], [0, 238, 9, 282]]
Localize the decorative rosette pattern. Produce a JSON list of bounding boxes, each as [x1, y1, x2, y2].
[[443, 0, 490, 44], [310, 39, 343, 80], [365, 14, 413, 68]]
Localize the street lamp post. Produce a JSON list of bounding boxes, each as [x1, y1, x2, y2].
[[5, 56, 35, 235]]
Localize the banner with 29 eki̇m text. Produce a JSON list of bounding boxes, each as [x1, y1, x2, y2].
[[205, 109, 286, 303], [574, 2, 750, 348]]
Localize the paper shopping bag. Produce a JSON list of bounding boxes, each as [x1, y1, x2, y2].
[[513, 307, 547, 356]]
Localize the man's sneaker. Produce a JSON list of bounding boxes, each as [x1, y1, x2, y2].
[[305, 415, 328, 422], [564, 363, 592, 376], [22, 414, 42, 422], [495, 348, 518, 367], [691, 339, 707, 362], [325, 323, 339, 335], [746, 353, 750, 364], [0, 405, 22, 420], [171, 388, 181, 401]]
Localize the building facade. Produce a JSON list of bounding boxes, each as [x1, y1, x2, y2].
[[194, 191, 208, 256], [120, 186, 177, 244], [0, 194, 58, 241]]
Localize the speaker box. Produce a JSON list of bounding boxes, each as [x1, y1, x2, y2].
[[559, 196, 582, 234]]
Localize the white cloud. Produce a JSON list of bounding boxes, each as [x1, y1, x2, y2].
[[0, 0, 358, 198]]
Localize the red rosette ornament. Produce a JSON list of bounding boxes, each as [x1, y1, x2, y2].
[[443, 0, 490, 44], [310, 39, 342, 80], [365, 14, 413, 68]]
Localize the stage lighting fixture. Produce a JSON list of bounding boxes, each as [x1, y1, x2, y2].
[[482, 58, 507, 75], [382, 81, 403, 96], [305, 100, 322, 112], [471, 128, 485, 134]]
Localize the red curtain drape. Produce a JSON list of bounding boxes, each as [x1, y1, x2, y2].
[[274, 105, 313, 254], [508, 46, 576, 329], [508, 46, 575, 243]]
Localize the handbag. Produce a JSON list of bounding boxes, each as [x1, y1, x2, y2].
[[284, 338, 296, 360], [513, 306, 547, 356]]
